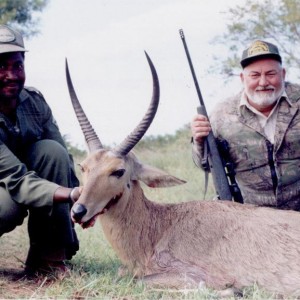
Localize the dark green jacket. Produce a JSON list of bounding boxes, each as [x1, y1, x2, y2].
[[0, 87, 78, 209]]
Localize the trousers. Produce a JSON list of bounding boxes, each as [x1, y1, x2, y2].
[[0, 139, 79, 264]]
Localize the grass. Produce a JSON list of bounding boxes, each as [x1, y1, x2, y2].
[[0, 128, 275, 299]]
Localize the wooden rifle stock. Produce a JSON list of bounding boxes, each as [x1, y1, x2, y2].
[[179, 29, 232, 200]]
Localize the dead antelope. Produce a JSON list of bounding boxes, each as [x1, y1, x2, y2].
[[66, 53, 300, 297]]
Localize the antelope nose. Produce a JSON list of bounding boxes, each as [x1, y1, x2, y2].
[[72, 203, 87, 222]]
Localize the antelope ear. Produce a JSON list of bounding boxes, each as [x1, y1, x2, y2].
[[133, 163, 186, 188]]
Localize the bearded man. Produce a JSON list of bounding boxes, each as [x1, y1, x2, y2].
[[191, 40, 300, 210]]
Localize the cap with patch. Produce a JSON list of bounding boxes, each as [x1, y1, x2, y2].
[[240, 40, 281, 68], [0, 25, 27, 54]]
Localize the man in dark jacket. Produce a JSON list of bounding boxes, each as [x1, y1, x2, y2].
[[0, 24, 80, 275]]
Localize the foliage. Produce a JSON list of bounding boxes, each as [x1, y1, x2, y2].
[[212, 0, 300, 79], [136, 124, 191, 151], [0, 0, 49, 37], [63, 134, 87, 160]]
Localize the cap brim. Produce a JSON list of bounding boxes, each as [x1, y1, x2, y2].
[[0, 44, 27, 54], [241, 53, 281, 68]]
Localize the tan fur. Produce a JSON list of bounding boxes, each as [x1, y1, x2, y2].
[[73, 150, 300, 297]]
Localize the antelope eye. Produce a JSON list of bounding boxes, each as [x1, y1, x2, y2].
[[111, 169, 125, 178]]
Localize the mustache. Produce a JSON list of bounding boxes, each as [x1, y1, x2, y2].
[[255, 85, 275, 91]]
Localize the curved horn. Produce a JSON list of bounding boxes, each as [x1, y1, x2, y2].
[[65, 59, 103, 152], [113, 52, 160, 156]]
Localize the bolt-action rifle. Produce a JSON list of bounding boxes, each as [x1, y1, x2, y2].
[[179, 29, 243, 203]]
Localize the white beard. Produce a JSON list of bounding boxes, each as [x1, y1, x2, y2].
[[245, 85, 284, 108]]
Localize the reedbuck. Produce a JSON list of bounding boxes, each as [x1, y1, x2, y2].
[[66, 53, 300, 297]]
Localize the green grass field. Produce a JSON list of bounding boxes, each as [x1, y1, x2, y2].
[[0, 128, 274, 299]]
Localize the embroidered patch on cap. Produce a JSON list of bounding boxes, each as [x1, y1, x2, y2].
[[248, 41, 270, 57]]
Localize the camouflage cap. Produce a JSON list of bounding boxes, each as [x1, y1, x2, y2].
[[240, 40, 281, 68], [0, 25, 27, 54]]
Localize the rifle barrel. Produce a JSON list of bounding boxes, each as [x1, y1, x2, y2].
[[179, 29, 205, 108], [179, 29, 233, 201]]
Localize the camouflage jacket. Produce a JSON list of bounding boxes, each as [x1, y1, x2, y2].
[[192, 82, 300, 210]]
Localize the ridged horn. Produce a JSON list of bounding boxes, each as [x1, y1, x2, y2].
[[65, 59, 103, 152], [113, 52, 160, 156]]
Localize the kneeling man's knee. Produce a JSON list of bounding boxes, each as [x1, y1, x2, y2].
[[0, 189, 27, 235], [25, 139, 73, 185]]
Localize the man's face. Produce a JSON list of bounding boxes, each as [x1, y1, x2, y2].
[[0, 52, 25, 101], [240, 58, 286, 111]]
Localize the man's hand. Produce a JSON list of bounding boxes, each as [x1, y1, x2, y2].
[[53, 186, 82, 204], [69, 187, 81, 204], [191, 114, 211, 143]]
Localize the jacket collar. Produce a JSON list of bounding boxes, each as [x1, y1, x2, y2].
[[18, 88, 30, 104], [237, 88, 298, 151]]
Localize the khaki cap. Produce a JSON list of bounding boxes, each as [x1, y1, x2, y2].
[[240, 40, 281, 68], [0, 25, 27, 54]]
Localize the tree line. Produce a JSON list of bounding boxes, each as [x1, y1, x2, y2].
[[3, 0, 298, 76]]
